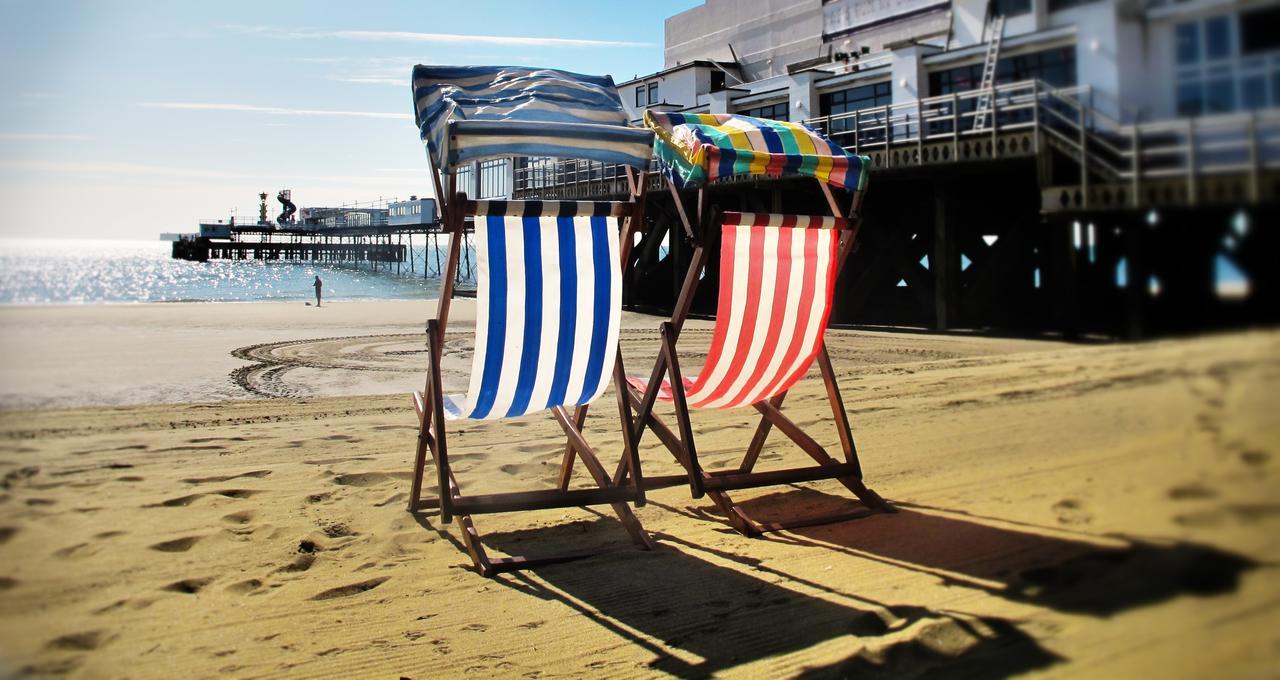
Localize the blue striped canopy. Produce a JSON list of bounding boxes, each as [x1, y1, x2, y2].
[[412, 65, 654, 171], [442, 203, 621, 420]]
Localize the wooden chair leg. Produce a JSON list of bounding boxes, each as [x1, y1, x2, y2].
[[660, 322, 704, 498], [612, 349, 646, 505], [556, 404, 588, 491], [740, 392, 786, 474], [409, 390, 433, 512], [552, 407, 656, 551]]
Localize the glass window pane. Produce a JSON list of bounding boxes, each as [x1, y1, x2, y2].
[[1242, 75, 1267, 109], [1205, 17, 1231, 60], [648, 83, 659, 105], [1176, 23, 1199, 65], [1177, 81, 1203, 116], [635, 87, 644, 107], [1205, 78, 1235, 112]]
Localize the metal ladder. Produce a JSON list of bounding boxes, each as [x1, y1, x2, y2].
[[971, 13, 1006, 132]]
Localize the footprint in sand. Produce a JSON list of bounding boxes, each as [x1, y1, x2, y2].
[[53, 543, 98, 559], [92, 598, 154, 615], [0, 526, 18, 544], [45, 630, 112, 652], [309, 577, 389, 600], [332, 472, 412, 487], [212, 489, 259, 499], [163, 577, 214, 594], [222, 511, 256, 525], [1052, 498, 1092, 525], [226, 578, 265, 594], [1168, 483, 1218, 500], [0, 576, 17, 591], [1241, 450, 1271, 467], [1174, 504, 1280, 528], [274, 553, 316, 574], [147, 493, 205, 508], [149, 536, 204, 553], [182, 470, 272, 485]]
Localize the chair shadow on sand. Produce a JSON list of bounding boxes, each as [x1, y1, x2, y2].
[[414, 510, 1061, 679], [727, 487, 1258, 618]]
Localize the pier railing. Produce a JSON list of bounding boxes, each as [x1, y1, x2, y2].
[[508, 78, 1280, 210]]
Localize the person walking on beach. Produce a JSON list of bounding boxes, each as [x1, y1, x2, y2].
[[313, 275, 323, 307]]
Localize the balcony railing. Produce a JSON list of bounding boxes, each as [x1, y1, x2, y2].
[[508, 79, 1280, 207]]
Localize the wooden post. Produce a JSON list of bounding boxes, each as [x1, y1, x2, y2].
[[933, 181, 955, 329], [1078, 89, 1089, 210], [1186, 117, 1198, 207], [1246, 111, 1260, 204], [951, 92, 960, 161], [990, 85, 999, 158], [853, 112, 861, 155], [1031, 80, 1040, 154], [1123, 218, 1147, 339], [884, 104, 892, 166], [915, 96, 924, 165]]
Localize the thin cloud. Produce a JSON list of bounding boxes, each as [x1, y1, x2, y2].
[[332, 74, 406, 86], [0, 159, 426, 186], [139, 101, 412, 120], [0, 133, 93, 141], [222, 24, 649, 48]]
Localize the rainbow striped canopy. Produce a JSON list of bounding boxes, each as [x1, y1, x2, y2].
[[644, 111, 870, 191]]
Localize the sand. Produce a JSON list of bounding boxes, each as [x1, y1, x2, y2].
[[0, 301, 1277, 677]]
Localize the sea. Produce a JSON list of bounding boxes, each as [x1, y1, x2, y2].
[[0, 238, 455, 305]]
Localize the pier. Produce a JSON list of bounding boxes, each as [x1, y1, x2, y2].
[[171, 196, 481, 282]]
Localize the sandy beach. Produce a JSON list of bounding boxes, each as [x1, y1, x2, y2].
[[0, 301, 1277, 677]]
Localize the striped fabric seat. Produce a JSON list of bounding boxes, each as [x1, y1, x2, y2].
[[644, 111, 871, 192], [444, 201, 622, 420], [413, 65, 653, 170], [629, 212, 841, 410]]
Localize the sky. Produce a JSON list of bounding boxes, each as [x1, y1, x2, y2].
[[0, 0, 700, 240]]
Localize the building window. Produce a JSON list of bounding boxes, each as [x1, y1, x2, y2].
[[1174, 13, 1280, 115], [1047, 0, 1101, 11], [929, 46, 1077, 95], [1176, 22, 1199, 65], [739, 101, 789, 121], [819, 81, 891, 144], [635, 86, 644, 108], [647, 82, 659, 105], [1204, 16, 1231, 61], [992, 0, 1031, 17]]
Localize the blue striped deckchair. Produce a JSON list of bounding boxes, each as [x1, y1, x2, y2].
[[410, 200, 653, 576], [407, 65, 655, 577]]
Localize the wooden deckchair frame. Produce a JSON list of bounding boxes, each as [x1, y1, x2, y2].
[[613, 175, 895, 537], [407, 166, 656, 576]]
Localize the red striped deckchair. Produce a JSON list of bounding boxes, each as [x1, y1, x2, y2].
[[616, 112, 894, 537]]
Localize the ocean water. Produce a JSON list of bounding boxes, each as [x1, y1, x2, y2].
[[0, 238, 454, 304]]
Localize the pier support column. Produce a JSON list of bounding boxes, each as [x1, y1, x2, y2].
[[1123, 217, 1149, 340], [1049, 217, 1080, 338], [932, 181, 957, 330]]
